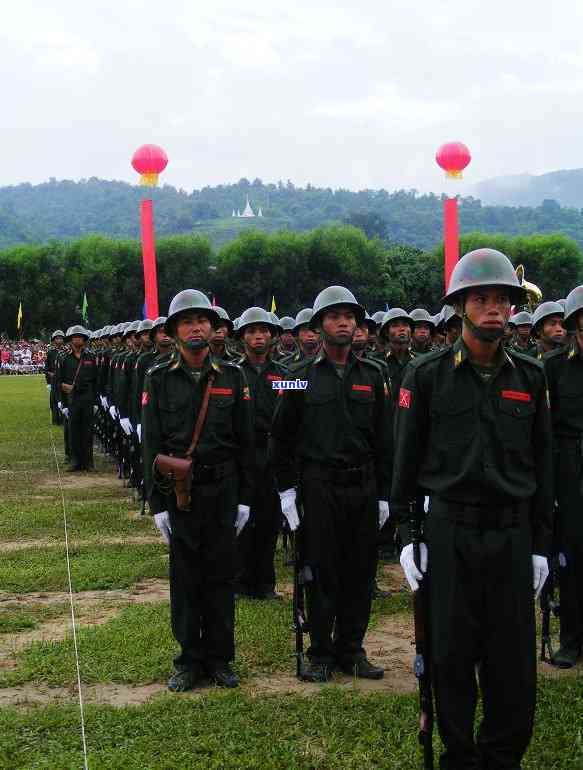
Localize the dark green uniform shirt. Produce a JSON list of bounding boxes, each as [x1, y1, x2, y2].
[[141, 351, 254, 515], [57, 349, 98, 405], [270, 349, 393, 499], [392, 337, 553, 554], [237, 355, 289, 444], [544, 340, 583, 438]]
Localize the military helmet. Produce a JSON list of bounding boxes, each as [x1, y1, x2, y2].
[[310, 286, 365, 330], [149, 316, 167, 337], [361, 312, 377, 333], [214, 306, 234, 333], [380, 307, 412, 334], [563, 286, 583, 329], [555, 298, 567, 312], [279, 316, 295, 332], [508, 310, 532, 328], [372, 310, 386, 327], [137, 319, 154, 334], [293, 308, 314, 333], [166, 289, 220, 336], [65, 325, 90, 341], [268, 312, 282, 334], [124, 320, 142, 336], [236, 307, 278, 337], [443, 248, 526, 305], [409, 308, 435, 329], [51, 329, 65, 340], [531, 301, 564, 333], [440, 305, 461, 330]]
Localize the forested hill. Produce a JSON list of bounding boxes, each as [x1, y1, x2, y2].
[[471, 168, 583, 208], [2, 177, 583, 251]]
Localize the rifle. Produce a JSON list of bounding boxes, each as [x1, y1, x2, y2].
[[540, 553, 560, 663], [292, 496, 310, 679], [410, 501, 434, 769]]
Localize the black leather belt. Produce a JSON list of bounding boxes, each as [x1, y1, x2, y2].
[[192, 459, 237, 485], [301, 461, 373, 486], [434, 498, 529, 529]]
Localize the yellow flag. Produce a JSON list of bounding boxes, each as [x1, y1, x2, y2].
[[270, 296, 276, 313], [16, 302, 23, 331]]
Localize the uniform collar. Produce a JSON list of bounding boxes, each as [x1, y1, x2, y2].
[[314, 347, 358, 370], [452, 337, 515, 370], [567, 337, 583, 360], [169, 349, 222, 375]]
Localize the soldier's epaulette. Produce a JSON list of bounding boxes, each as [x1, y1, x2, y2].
[[146, 358, 172, 377], [358, 356, 383, 374], [541, 344, 570, 363], [506, 348, 544, 370], [408, 346, 450, 370]]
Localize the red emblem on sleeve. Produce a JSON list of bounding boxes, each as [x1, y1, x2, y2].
[[399, 388, 411, 409], [501, 390, 531, 402], [141, 391, 149, 406], [352, 384, 372, 392]]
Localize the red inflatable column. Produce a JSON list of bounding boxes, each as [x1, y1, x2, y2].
[[140, 198, 159, 319], [444, 197, 459, 293]]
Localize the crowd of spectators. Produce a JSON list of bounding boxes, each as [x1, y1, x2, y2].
[[0, 340, 48, 374]]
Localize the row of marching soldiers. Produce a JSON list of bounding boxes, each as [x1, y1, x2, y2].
[[43, 248, 583, 769]]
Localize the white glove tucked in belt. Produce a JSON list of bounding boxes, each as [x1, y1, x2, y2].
[[235, 504, 250, 536], [400, 542, 428, 592], [533, 555, 549, 600], [378, 500, 390, 529], [279, 488, 300, 532], [154, 511, 171, 545]]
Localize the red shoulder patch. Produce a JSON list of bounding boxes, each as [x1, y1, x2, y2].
[[501, 390, 531, 402], [141, 391, 149, 406], [352, 384, 372, 392], [398, 388, 411, 409]]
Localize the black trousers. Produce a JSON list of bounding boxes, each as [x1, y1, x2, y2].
[[69, 399, 94, 469], [556, 438, 583, 653], [427, 499, 536, 770], [236, 448, 280, 595], [168, 473, 237, 668], [300, 467, 378, 666], [49, 383, 63, 425]]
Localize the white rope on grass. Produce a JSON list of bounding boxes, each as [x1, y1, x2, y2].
[[49, 427, 89, 770]]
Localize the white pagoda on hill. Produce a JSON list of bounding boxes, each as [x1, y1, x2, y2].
[[232, 195, 264, 218]]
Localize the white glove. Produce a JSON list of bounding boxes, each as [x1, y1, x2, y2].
[[120, 417, 132, 436], [47, 384, 51, 392], [378, 500, 390, 529], [93, 405, 98, 415], [400, 542, 428, 592], [100, 396, 107, 409], [154, 511, 171, 545], [559, 552, 567, 568], [62, 407, 69, 418], [57, 401, 63, 412], [235, 504, 250, 536], [424, 496, 430, 513], [137, 424, 142, 443], [109, 405, 117, 420], [533, 555, 549, 600], [279, 488, 300, 532]]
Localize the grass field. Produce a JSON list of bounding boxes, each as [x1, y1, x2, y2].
[[0, 376, 581, 769]]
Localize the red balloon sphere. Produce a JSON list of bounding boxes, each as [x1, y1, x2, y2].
[[131, 144, 168, 176], [436, 142, 471, 177]]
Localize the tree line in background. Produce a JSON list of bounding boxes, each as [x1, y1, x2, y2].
[[3, 178, 583, 252], [1, 227, 581, 338]]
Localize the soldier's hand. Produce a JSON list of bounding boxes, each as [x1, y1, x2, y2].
[[46, 384, 51, 392], [57, 401, 63, 412], [279, 488, 300, 532], [378, 500, 390, 529], [62, 407, 69, 418], [120, 418, 133, 436], [136, 424, 142, 443], [400, 543, 428, 592], [532, 555, 549, 600], [93, 405, 98, 415], [235, 504, 250, 536], [154, 511, 172, 545], [109, 405, 117, 420], [61, 383, 73, 394]]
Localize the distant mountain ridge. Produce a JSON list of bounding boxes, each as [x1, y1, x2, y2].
[[471, 168, 583, 208], [2, 175, 583, 251]]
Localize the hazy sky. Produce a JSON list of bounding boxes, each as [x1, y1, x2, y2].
[[3, 0, 583, 194]]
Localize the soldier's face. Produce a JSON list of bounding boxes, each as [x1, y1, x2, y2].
[[280, 332, 294, 346], [387, 320, 411, 345], [71, 335, 85, 352], [297, 326, 320, 352], [321, 309, 357, 346], [211, 324, 229, 344], [516, 324, 531, 342], [176, 312, 213, 344], [140, 332, 153, 348], [413, 323, 431, 342], [352, 324, 369, 350], [53, 337, 64, 348], [464, 289, 511, 332], [542, 315, 566, 344], [243, 324, 272, 354], [154, 327, 172, 348], [575, 312, 583, 350], [445, 322, 461, 345]]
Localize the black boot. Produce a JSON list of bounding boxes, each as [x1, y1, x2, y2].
[[339, 658, 384, 679], [300, 662, 335, 683], [167, 664, 203, 692], [206, 662, 239, 688]]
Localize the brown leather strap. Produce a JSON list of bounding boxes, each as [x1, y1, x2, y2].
[[185, 373, 215, 458], [70, 356, 84, 392]]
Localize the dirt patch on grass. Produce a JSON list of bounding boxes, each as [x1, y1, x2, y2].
[[0, 535, 159, 553], [0, 578, 169, 607], [41, 474, 117, 491], [0, 682, 169, 708]]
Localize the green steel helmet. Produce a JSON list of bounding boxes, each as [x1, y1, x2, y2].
[[123, 320, 141, 336], [166, 289, 220, 336], [439, 305, 461, 330], [380, 307, 412, 334], [236, 307, 278, 337], [279, 316, 295, 332], [361, 312, 377, 333], [310, 286, 365, 330], [372, 311, 386, 327], [443, 248, 526, 305], [138, 319, 154, 334], [293, 308, 314, 333], [213, 306, 234, 333], [563, 286, 583, 329], [531, 301, 564, 333], [51, 329, 65, 340], [233, 317, 241, 332], [65, 325, 90, 341], [150, 316, 167, 332], [269, 312, 282, 333], [409, 308, 435, 328], [555, 298, 567, 312], [508, 310, 532, 328]]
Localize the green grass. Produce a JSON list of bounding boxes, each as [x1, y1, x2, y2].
[[0, 604, 73, 635], [0, 544, 168, 593]]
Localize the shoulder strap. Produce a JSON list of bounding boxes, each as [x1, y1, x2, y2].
[[70, 356, 84, 390], [185, 373, 215, 458]]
